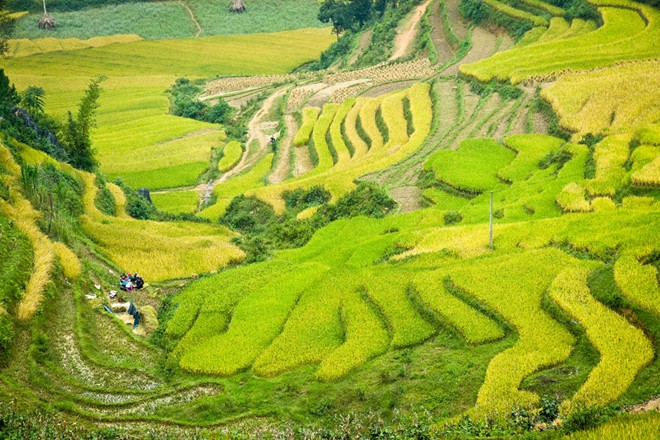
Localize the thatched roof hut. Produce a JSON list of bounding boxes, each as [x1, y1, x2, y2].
[[230, 0, 246, 13]]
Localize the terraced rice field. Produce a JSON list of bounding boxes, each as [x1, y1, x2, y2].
[[543, 60, 660, 136], [16, 144, 244, 281], [2, 29, 334, 190], [1, 0, 659, 436], [238, 83, 433, 214], [461, 0, 660, 84]]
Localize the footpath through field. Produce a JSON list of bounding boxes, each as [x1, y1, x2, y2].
[[390, 0, 432, 60]]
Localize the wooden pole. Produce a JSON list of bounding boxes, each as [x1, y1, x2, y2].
[[489, 191, 493, 248]]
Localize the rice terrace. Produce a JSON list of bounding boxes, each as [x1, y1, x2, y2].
[[0, 0, 658, 437]]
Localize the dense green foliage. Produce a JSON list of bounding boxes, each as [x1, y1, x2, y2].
[[459, 0, 599, 39], [93, 182, 115, 216], [0, 70, 67, 161], [20, 161, 84, 243], [311, 0, 422, 69], [169, 78, 233, 125], [223, 182, 396, 262], [0, 215, 32, 364], [0, 0, 14, 56]]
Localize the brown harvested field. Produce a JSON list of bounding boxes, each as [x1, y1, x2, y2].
[[446, 94, 499, 150], [443, 27, 498, 75], [348, 29, 373, 66], [445, 0, 468, 40], [269, 115, 297, 184], [428, 0, 454, 64], [294, 145, 314, 177], [495, 34, 515, 53], [435, 79, 460, 136], [361, 80, 418, 98], [487, 99, 519, 139], [307, 79, 370, 107], [390, 186, 423, 213]]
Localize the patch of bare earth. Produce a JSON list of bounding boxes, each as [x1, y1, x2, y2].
[[496, 34, 515, 53], [287, 83, 327, 113], [391, 186, 423, 213], [532, 111, 549, 133], [483, 99, 517, 139], [459, 93, 502, 141], [428, 0, 454, 64], [269, 115, 297, 184], [226, 90, 264, 109], [294, 146, 314, 177], [630, 397, 660, 413], [307, 79, 371, 107], [436, 79, 460, 134], [445, 0, 468, 40]]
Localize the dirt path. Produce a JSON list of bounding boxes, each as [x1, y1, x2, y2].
[[179, 0, 202, 38], [196, 88, 287, 205], [269, 115, 297, 184], [390, 186, 423, 213], [220, 88, 286, 183], [630, 397, 660, 413], [348, 29, 373, 66], [390, 0, 432, 61]]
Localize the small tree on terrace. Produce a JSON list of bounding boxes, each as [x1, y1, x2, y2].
[[230, 0, 246, 13], [61, 76, 105, 171]]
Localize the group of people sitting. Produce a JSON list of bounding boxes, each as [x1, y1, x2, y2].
[[120, 273, 144, 291]]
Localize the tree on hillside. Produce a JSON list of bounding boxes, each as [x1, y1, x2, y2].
[[230, 0, 246, 13], [0, 69, 19, 113], [0, 0, 16, 56], [318, 0, 353, 40], [61, 76, 105, 171]]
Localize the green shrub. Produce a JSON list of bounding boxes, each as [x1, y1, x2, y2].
[[315, 182, 397, 222], [222, 195, 279, 235], [283, 185, 331, 211], [460, 0, 534, 39], [444, 210, 463, 225], [539, 149, 572, 171], [94, 185, 116, 216], [169, 77, 233, 125]]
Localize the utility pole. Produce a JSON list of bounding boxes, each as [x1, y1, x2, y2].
[[489, 191, 493, 248]]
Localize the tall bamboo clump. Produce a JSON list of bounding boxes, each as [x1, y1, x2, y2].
[[38, 0, 56, 30], [230, 0, 246, 13]]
